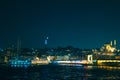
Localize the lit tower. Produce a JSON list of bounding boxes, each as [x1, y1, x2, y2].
[[114, 40, 116, 49], [45, 36, 49, 48], [110, 41, 112, 46]]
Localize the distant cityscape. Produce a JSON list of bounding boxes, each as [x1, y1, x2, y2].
[[0, 39, 120, 67]]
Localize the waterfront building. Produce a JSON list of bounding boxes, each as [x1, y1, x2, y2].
[[100, 40, 116, 52]]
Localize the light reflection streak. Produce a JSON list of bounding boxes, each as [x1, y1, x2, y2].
[[97, 66, 120, 70]]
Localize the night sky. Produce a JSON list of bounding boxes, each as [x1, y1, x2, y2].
[[0, 0, 120, 49]]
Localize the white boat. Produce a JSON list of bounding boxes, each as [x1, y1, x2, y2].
[[50, 60, 87, 65]]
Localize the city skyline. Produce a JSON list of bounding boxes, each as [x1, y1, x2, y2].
[[0, 0, 120, 49]]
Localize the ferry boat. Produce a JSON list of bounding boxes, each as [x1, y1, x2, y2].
[[9, 58, 31, 68], [49, 60, 88, 66]]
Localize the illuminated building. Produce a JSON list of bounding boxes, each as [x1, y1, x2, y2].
[[100, 40, 116, 52]]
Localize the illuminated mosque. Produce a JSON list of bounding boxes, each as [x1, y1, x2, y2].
[[100, 40, 116, 52]]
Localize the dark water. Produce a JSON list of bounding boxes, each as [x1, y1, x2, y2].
[[0, 65, 120, 80]]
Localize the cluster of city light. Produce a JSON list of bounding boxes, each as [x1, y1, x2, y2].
[[10, 60, 31, 67], [97, 60, 120, 66], [31, 57, 48, 64]]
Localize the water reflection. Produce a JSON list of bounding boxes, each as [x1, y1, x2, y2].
[[97, 65, 120, 70], [1, 65, 120, 80]]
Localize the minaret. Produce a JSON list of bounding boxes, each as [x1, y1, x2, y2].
[[17, 37, 21, 59], [114, 40, 116, 48], [110, 41, 112, 46]]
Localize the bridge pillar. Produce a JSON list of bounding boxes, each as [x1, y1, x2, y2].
[[87, 55, 93, 64]]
